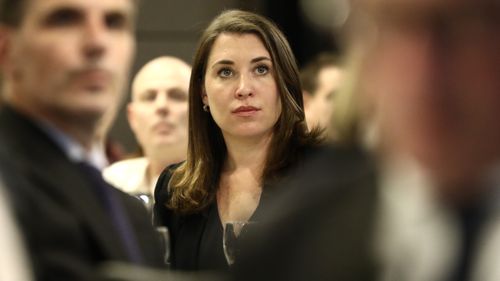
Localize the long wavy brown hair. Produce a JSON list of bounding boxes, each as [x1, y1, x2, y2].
[[167, 9, 323, 214]]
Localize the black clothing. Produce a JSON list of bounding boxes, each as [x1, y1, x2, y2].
[[153, 146, 320, 272], [233, 145, 380, 281], [0, 106, 164, 281]]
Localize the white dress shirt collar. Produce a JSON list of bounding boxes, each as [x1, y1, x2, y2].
[[34, 119, 108, 170]]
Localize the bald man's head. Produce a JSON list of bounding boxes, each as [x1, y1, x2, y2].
[[127, 56, 191, 160], [131, 56, 191, 101]]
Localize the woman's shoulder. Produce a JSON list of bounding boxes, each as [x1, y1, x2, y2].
[[291, 143, 327, 167], [157, 161, 184, 185], [300, 143, 325, 156], [153, 161, 185, 226], [155, 162, 184, 205]]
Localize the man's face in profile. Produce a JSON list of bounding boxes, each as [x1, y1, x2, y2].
[[4, 0, 136, 123], [358, 0, 500, 182], [310, 65, 342, 130]]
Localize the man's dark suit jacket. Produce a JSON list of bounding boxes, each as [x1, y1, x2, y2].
[[0, 106, 164, 281], [233, 145, 380, 281]]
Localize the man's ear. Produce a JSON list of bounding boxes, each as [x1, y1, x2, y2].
[[126, 103, 137, 132], [0, 24, 14, 76], [0, 25, 12, 69]]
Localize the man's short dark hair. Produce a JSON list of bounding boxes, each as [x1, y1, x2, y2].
[[0, 0, 28, 27], [0, 0, 140, 27], [300, 53, 340, 96]]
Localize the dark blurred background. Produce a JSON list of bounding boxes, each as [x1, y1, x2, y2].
[[110, 0, 341, 153]]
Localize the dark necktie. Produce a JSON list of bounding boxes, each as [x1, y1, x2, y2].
[[448, 203, 487, 281], [78, 162, 144, 264]]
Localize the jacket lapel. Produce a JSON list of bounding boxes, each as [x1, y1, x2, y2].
[[0, 107, 129, 260]]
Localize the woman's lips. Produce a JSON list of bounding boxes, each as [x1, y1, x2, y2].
[[232, 106, 260, 116]]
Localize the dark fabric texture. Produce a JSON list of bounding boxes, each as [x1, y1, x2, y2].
[[448, 202, 488, 281], [232, 145, 380, 281], [153, 146, 322, 272], [153, 163, 230, 271], [77, 162, 144, 264], [0, 106, 164, 281]]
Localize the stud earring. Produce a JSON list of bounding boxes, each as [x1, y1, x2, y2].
[[203, 104, 210, 112]]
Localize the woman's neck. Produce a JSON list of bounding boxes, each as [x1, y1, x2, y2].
[[217, 133, 272, 224], [223, 133, 273, 175]]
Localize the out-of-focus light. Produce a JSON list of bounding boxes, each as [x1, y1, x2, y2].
[[300, 0, 350, 30], [138, 194, 150, 205]]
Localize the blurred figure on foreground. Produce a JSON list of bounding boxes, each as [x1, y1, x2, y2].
[[234, 0, 500, 280], [103, 56, 191, 205], [153, 9, 323, 272], [0, 153, 33, 281], [0, 190, 32, 281], [301, 52, 343, 135], [0, 0, 164, 279]]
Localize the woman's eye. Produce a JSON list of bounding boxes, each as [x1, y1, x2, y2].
[[218, 68, 233, 78], [255, 65, 269, 75]]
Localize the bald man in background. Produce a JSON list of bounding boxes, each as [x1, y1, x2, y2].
[[104, 56, 191, 204]]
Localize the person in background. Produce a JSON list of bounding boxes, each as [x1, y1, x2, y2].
[[153, 9, 323, 272], [233, 0, 500, 280], [103, 56, 191, 205], [0, 0, 164, 279], [301, 52, 343, 135]]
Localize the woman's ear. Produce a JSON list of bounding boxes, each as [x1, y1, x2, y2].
[[201, 87, 208, 105]]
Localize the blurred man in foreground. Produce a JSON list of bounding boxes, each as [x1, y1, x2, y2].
[[103, 56, 190, 204], [235, 0, 500, 280], [0, 0, 164, 279]]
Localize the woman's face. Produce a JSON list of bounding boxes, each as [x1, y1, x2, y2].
[[203, 33, 281, 141]]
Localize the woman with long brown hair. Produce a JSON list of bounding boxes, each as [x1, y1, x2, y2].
[[153, 9, 322, 272]]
